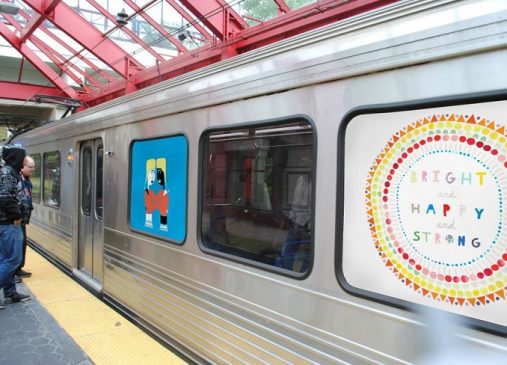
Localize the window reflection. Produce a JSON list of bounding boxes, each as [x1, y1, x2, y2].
[[96, 145, 103, 219], [81, 147, 92, 215], [31, 154, 41, 203], [43, 151, 61, 208], [201, 121, 314, 273]]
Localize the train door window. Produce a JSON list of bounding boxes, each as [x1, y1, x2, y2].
[[43, 151, 61, 208], [129, 135, 188, 243], [31, 153, 41, 204], [200, 119, 315, 275], [81, 146, 92, 215], [96, 144, 103, 219]]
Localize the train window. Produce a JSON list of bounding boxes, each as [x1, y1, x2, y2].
[[96, 145, 103, 219], [200, 120, 314, 274], [81, 146, 92, 216], [31, 154, 41, 204], [43, 151, 61, 208], [339, 99, 507, 332], [129, 135, 188, 243]]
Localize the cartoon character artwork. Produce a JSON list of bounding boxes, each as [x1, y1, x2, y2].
[[144, 158, 169, 232]]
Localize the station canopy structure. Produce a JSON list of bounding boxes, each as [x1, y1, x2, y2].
[[0, 0, 396, 132]]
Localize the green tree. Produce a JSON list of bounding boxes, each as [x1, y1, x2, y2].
[[285, 0, 316, 10], [140, 21, 175, 50], [240, 0, 316, 23]]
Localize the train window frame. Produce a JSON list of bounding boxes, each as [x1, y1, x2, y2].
[[198, 115, 316, 279], [128, 133, 189, 245], [30, 153, 41, 204], [336, 91, 507, 336], [42, 151, 61, 209]]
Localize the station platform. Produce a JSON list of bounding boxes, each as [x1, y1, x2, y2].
[[0, 247, 188, 365]]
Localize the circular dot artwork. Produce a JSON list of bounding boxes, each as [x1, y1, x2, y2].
[[366, 114, 507, 306]]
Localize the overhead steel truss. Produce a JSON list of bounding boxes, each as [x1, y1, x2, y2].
[[0, 0, 397, 109]]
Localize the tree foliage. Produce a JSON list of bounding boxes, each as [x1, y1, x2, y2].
[[285, 0, 316, 9], [240, 0, 316, 23]]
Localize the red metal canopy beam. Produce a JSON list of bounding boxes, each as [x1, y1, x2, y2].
[[82, 0, 399, 106], [17, 8, 118, 85], [235, 0, 399, 52], [0, 21, 77, 98], [4, 13, 93, 92], [30, 37, 93, 92], [272, 0, 291, 14], [36, 23, 116, 84], [22, 0, 144, 79], [82, 46, 224, 104], [179, 0, 248, 40], [124, 0, 187, 54], [86, 0, 166, 63], [19, 0, 63, 43], [165, 0, 214, 42], [0, 81, 63, 101]]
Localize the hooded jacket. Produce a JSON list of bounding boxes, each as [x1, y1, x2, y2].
[[0, 145, 27, 224]]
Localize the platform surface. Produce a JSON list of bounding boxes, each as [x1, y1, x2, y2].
[[0, 247, 188, 365]]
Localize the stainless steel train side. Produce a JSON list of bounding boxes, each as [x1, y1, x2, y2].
[[16, 0, 507, 363]]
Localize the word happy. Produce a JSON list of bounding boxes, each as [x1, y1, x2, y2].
[[408, 170, 487, 248]]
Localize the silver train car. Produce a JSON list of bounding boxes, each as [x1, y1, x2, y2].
[[15, 0, 507, 363]]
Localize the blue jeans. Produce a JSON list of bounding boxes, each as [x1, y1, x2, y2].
[[0, 224, 23, 296], [278, 222, 311, 272]]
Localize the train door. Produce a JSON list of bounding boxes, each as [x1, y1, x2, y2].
[[78, 139, 104, 284]]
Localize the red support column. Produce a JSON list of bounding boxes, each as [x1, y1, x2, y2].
[[17, 58, 24, 83]]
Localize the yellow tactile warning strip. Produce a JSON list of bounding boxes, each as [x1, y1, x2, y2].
[[23, 247, 188, 365]]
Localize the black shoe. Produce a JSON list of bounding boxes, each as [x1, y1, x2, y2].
[[14, 275, 22, 283], [17, 269, 32, 278], [5, 291, 31, 303]]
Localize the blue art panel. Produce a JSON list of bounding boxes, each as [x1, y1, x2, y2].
[[130, 135, 188, 243]]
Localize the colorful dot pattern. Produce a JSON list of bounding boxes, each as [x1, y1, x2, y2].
[[365, 114, 507, 306]]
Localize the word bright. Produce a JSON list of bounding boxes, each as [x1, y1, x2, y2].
[[410, 170, 487, 185]]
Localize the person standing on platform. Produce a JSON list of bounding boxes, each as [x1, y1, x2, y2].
[[279, 147, 313, 272], [281, 173, 312, 271], [0, 145, 31, 308], [15, 155, 35, 281]]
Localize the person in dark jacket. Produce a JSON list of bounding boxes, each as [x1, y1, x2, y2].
[[0, 144, 31, 308], [15, 155, 35, 280]]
